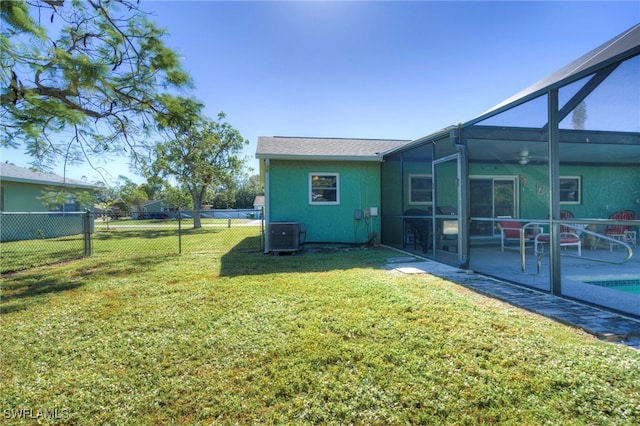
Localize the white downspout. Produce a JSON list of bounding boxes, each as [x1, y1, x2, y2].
[[264, 158, 271, 253]]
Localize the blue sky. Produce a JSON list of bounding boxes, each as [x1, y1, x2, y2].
[[2, 1, 639, 184]]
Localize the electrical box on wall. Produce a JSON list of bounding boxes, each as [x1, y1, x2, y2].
[[354, 209, 363, 220], [369, 207, 378, 217]]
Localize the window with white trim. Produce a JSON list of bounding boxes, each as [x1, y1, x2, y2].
[[409, 174, 432, 204], [560, 176, 581, 204], [309, 173, 339, 205]]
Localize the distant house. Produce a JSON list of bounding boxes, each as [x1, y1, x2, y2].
[[132, 200, 171, 219], [253, 195, 265, 211], [0, 163, 100, 212], [0, 163, 102, 241]]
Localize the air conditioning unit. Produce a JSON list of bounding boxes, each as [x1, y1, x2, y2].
[[269, 222, 301, 253]]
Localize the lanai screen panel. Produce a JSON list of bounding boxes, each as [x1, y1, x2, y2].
[[556, 53, 640, 316], [466, 93, 551, 226], [556, 54, 640, 219], [465, 88, 551, 289], [381, 145, 434, 254]]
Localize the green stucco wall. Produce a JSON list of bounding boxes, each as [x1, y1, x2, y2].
[[562, 165, 640, 218], [0, 181, 93, 241], [268, 160, 382, 244], [1, 181, 55, 212], [469, 163, 639, 219]]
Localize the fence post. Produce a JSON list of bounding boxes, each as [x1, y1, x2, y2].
[[261, 207, 265, 251], [178, 208, 182, 254], [83, 209, 92, 256]]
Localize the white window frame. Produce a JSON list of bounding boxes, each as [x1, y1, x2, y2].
[[309, 173, 340, 205], [560, 176, 581, 205], [409, 174, 433, 205]]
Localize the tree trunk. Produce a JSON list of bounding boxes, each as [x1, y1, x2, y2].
[[192, 193, 203, 229]]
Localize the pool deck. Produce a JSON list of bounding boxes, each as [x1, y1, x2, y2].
[[385, 256, 640, 351]]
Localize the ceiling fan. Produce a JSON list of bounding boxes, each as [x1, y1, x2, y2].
[[516, 149, 545, 165], [517, 150, 530, 165]]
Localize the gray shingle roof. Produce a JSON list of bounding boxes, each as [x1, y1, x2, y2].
[[256, 136, 410, 161], [0, 163, 100, 189]]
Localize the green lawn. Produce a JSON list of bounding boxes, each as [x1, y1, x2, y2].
[[1, 223, 262, 274], [1, 230, 639, 424], [94, 216, 257, 228]]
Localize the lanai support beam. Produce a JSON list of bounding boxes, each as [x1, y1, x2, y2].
[[548, 89, 562, 295]]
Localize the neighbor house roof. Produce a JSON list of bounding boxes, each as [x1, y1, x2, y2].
[[0, 163, 101, 189], [256, 136, 410, 162], [142, 200, 165, 207]]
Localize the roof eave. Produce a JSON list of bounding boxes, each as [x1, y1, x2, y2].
[[1, 176, 101, 189], [255, 154, 384, 162], [380, 126, 457, 157]]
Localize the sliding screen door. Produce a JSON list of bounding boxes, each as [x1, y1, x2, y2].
[[470, 177, 518, 236]]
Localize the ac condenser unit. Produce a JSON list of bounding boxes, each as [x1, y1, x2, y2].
[[269, 222, 300, 253]]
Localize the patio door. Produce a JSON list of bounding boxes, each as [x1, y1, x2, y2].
[[469, 177, 518, 236], [433, 154, 460, 263]]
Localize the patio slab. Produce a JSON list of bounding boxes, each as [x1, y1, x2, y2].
[[386, 258, 640, 351]]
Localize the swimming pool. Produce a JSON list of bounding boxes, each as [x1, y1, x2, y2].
[[583, 278, 640, 295]]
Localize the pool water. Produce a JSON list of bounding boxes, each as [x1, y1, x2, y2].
[[584, 279, 640, 295]]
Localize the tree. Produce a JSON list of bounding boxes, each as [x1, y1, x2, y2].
[[209, 179, 237, 209], [211, 173, 262, 209], [112, 175, 147, 213], [37, 187, 95, 211], [163, 185, 191, 211], [139, 177, 164, 201], [235, 174, 263, 209], [146, 111, 247, 229], [1, 0, 191, 170]]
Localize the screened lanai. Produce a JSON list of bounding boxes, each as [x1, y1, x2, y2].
[[380, 24, 640, 317]]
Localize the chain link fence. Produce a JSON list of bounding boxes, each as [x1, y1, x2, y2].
[[1, 210, 264, 274]]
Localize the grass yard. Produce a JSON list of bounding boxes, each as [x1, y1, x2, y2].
[[1, 222, 261, 274], [1, 229, 639, 424]]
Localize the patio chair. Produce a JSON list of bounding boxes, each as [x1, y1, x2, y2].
[[534, 231, 582, 257], [561, 209, 588, 237], [534, 209, 582, 256], [559, 210, 574, 233], [499, 220, 539, 252], [603, 210, 637, 251]]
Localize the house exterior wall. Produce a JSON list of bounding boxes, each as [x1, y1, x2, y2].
[[1, 180, 54, 212], [0, 180, 92, 241], [268, 160, 382, 244], [468, 163, 639, 219], [143, 201, 167, 213]]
